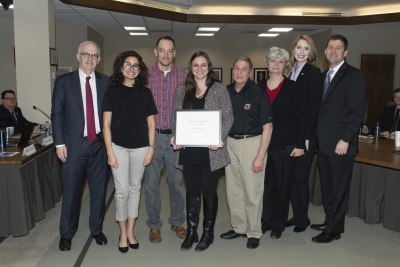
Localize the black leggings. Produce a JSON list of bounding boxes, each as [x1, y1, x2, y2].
[[182, 165, 219, 197]]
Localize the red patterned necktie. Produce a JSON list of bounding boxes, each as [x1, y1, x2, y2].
[[85, 76, 96, 142]]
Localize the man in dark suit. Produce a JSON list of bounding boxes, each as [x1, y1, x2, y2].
[[311, 34, 366, 243], [51, 41, 112, 251], [378, 88, 400, 137], [0, 90, 45, 133]]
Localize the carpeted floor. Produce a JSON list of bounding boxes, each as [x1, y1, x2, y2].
[[1, 170, 400, 267]]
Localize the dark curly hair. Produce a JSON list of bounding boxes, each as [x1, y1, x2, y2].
[[110, 50, 148, 86], [183, 51, 218, 109]]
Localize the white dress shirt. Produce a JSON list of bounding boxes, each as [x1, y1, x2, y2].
[[328, 60, 346, 82]]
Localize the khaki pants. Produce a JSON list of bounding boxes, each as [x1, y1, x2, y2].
[[225, 135, 266, 238]]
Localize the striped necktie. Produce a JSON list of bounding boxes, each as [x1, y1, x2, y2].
[[11, 110, 17, 121], [323, 70, 334, 98]]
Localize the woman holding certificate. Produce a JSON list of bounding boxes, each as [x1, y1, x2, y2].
[[259, 47, 307, 240], [103, 50, 158, 253], [170, 51, 233, 251]]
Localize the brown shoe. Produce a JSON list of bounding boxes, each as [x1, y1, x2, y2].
[[171, 225, 187, 239], [149, 228, 161, 243]]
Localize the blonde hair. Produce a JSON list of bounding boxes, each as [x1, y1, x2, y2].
[[288, 35, 318, 70]]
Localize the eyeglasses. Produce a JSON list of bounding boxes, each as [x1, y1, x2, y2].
[[79, 52, 99, 60], [123, 62, 140, 71], [3, 97, 17, 101]]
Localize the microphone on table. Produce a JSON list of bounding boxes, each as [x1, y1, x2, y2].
[[9, 114, 43, 149], [33, 106, 51, 120]]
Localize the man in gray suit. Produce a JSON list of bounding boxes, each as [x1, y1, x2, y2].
[[311, 34, 366, 243], [52, 41, 112, 251]]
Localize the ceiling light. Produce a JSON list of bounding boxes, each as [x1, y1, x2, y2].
[[0, 4, 14, 8], [129, 32, 149, 36], [124, 27, 147, 31], [258, 33, 279, 37], [198, 27, 220, 32], [195, 33, 214, 36], [268, 28, 293, 32]]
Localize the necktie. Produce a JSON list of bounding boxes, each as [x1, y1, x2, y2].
[[390, 109, 400, 133], [323, 70, 334, 98], [85, 76, 96, 142], [11, 110, 17, 121]]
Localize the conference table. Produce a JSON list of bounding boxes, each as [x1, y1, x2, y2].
[[309, 137, 400, 233], [0, 134, 62, 237]]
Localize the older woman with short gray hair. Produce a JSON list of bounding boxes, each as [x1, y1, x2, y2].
[[259, 46, 307, 239]]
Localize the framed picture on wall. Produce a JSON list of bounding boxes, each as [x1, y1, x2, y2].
[[213, 68, 222, 82], [254, 68, 267, 84], [57, 65, 72, 78], [50, 48, 58, 66]]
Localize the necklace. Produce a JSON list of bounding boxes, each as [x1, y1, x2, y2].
[[196, 93, 205, 99]]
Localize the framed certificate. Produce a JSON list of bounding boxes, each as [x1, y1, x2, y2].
[[175, 110, 221, 147]]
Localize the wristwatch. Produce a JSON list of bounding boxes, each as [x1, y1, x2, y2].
[[149, 145, 155, 148]]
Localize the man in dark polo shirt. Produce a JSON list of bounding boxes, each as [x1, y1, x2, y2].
[[220, 56, 273, 249]]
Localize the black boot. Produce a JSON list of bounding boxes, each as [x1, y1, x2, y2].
[[181, 194, 201, 250], [195, 195, 218, 251]]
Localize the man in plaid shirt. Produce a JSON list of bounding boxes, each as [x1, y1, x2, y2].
[[145, 36, 187, 243]]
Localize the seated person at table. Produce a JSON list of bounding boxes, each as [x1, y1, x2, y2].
[[0, 90, 45, 133], [379, 88, 400, 137]]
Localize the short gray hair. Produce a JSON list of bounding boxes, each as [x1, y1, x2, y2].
[[233, 56, 253, 70], [77, 41, 100, 55], [264, 47, 290, 69]]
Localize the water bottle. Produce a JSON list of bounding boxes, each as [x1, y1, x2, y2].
[[45, 121, 50, 137], [374, 122, 380, 138]]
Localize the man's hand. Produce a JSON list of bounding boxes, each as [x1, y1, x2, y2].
[[335, 139, 349, 155], [251, 155, 265, 173], [381, 131, 390, 137], [56, 146, 67, 162]]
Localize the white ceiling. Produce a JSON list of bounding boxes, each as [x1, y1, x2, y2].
[[1, 0, 400, 38]]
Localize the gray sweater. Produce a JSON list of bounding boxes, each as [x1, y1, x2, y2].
[[170, 81, 234, 171]]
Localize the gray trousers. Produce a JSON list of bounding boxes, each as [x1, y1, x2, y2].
[[111, 143, 148, 221]]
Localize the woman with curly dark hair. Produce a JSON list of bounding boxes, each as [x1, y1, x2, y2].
[[170, 51, 233, 251], [103, 50, 158, 253]]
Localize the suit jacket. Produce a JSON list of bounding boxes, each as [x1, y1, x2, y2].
[[293, 63, 323, 140], [0, 105, 34, 133], [317, 62, 367, 156], [259, 77, 307, 151], [170, 82, 234, 172], [378, 104, 397, 132], [51, 69, 112, 163]]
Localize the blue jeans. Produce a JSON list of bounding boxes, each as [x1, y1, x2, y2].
[[144, 132, 185, 228]]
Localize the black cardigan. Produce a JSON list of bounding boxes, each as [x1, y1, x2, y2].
[[259, 77, 307, 151]]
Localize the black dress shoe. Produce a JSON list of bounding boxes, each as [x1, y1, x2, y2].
[[59, 238, 72, 251], [270, 231, 282, 239], [92, 232, 108, 245], [293, 219, 310, 233], [220, 230, 246, 239], [312, 232, 341, 243], [246, 238, 260, 249], [129, 236, 139, 249], [310, 222, 326, 231], [118, 236, 128, 253]]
